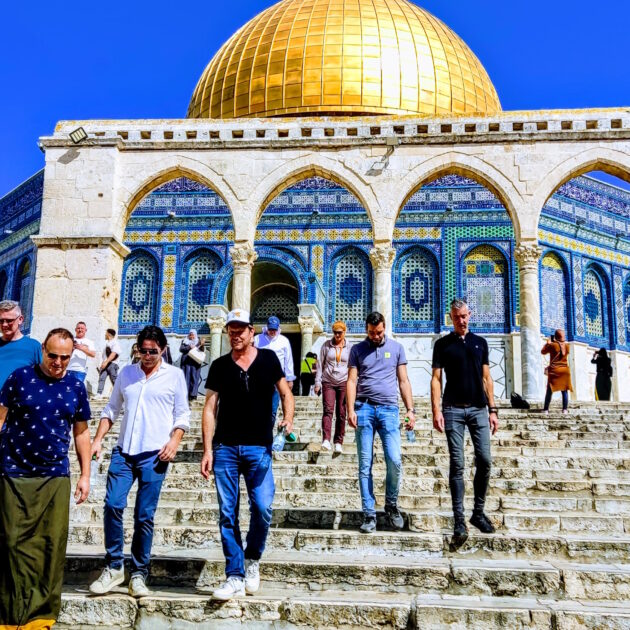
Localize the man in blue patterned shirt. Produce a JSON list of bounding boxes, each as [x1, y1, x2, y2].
[[0, 327, 92, 629]]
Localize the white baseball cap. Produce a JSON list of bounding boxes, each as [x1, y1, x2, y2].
[[226, 309, 252, 326]]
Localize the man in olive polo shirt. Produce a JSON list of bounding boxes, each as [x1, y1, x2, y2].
[[431, 298, 499, 543]]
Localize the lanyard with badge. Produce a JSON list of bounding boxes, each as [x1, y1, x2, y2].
[[333, 342, 343, 373]]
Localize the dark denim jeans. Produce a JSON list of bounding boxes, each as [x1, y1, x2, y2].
[[213, 444, 275, 578], [443, 406, 492, 520], [104, 447, 168, 578], [354, 401, 402, 517]]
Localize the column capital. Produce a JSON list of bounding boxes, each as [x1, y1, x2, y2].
[[514, 242, 543, 269], [369, 245, 396, 271], [206, 305, 228, 333], [229, 244, 258, 269], [298, 315, 317, 333], [207, 317, 227, 334]]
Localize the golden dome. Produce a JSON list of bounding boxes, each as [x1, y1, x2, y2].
[[187, 0, 501, 119]]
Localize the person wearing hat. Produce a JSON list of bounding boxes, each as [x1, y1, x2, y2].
[[201, 309, 295, 600], [254, 315, 296, 423], [314, 321, 352, 453]]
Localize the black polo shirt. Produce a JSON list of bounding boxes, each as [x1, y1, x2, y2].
[[432, 332, 489, 408], [205, 348, 284, 447]]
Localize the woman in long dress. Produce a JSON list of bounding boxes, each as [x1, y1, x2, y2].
[[591, 347, 613, 401], [180, 329, 205, 402], [541, 329, 573, 414]]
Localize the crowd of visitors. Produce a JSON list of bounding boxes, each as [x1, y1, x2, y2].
[[0, 295, 619, 625]]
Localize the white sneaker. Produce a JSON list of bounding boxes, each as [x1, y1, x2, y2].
[[89, 566, 125, 595], [244, 559, 260, 594], [321, 439, 331, 451], [128, 575, 150, 598], [213, 576, 245, 600], [334, 443, 343, 454]]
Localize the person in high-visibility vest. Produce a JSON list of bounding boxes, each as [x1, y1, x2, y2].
[[300, 351, 317, 396]]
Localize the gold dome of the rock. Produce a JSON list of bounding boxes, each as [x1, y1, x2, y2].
[[187, 0, 501, 119]]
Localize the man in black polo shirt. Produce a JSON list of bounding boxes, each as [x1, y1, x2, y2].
[[431, 298, 499, 543], [201, 309, 294, 600]]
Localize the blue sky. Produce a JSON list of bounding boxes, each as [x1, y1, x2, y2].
[[1, 0, 629, 195]]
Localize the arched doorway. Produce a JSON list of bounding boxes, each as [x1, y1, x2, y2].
[[251, 261, 301, 388]]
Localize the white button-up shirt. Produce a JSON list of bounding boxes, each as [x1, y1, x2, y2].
[[101, 361, 190, 455], [254, 331, 296, 382]]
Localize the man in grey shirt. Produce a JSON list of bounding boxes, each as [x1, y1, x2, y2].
[[347, 312, 416, 533]]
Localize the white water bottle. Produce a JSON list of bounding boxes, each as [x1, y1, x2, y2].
[[272, 427, 286, 452]]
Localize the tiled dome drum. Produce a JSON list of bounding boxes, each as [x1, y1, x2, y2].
[[187, 0, 502, 118]]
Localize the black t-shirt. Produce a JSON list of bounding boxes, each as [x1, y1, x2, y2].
[[205, 348, 284, 447], [432, 332, 489, 408]]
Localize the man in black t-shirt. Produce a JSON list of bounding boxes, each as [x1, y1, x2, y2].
[[201, 309, 294, 601], [431, 298, 499, 544]]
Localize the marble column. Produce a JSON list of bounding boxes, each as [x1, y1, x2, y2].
[[369, 245, 396, 334], [298, 315, 316, 361], [229, 244, 257, 311], [206, 305, 228, 364], [514, 242, 545, 402]]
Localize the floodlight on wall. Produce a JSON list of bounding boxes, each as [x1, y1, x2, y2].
[[69, 127, 88, 144], [2, 229, 13, 235]]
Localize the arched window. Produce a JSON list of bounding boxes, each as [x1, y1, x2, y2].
[[183, 252, 220, 325], [0, 269, 7, 300], [540, 252, 569, 335], [462, 245, 509, 332], [120, 252, 159, 327], [395, 248, 439, 332], [332, 249, 371, 332], [583, 267, 609, 344], [13, 259, 33, 329]]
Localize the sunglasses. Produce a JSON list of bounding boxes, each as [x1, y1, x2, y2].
[[138, 348, 160, 355], [239, 370, 249, 393], [46, 352, 71, 361], [333, 330, 344, 335], [0, 317, 20, 325]]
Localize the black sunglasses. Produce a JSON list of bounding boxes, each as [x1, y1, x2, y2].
[[0, 316, 20, 325], [239, 370, 249, 393], [46, 352, 71, 361], [138, 348, 160, 355]]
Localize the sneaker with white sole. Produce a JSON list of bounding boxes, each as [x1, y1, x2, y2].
[[334, 443, 343, 454], [321, 439, 331, 451], [128, 575, 150, 598], [244, 559, 260, 594], [213, 576, 245, 600], [89, 566, 125, 595]]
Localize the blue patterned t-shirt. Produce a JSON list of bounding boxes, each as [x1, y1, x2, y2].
[[0, 365, 91, 477]]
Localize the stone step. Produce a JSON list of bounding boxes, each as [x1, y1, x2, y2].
[[56, 588, 630, 630], [66, 526, 630, 563]]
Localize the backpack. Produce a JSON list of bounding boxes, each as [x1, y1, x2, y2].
[[510, 392, 530, 410]]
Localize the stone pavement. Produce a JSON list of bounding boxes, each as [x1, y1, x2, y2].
[[57, 398, 630, 629]]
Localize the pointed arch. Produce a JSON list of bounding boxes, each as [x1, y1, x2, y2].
[[539, 250, 571, 338], [393, 245, 440, 333], [533, 147, 630, 221], [461, 244, 510, 333], [0, 268, 8, 300], [329, 246, 372, 332], [119, 249, 160, 332], [180, 248, 223, 329]]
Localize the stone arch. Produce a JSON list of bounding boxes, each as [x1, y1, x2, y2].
[[582, 261, 615, 347], [394, 152, 524, 239], [248, 155, 380, 239], [328, 245, 373, 332], [539, 249, 572, 338], [180, 248, 223, 328], [254, 247, 311, 304], [532, 147, 630, 222], [461, 244, 511, 333], [393, 245, 440, 333], [118, 161, 240, 236], [119, 248, 161, 333], [12, 256, 33, 303]]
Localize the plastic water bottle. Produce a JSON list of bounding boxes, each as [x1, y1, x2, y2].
[[405, 417, 416, 443], [272, 428, 286, 452], [90, 453, 101, 488]]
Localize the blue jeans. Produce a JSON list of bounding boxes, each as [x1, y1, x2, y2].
[[103, 447, 168, 578], [443, 407, 492, 520], [354, 401, 402, 517], [213, 444, 275, 578], [67, 370, 86, 382]]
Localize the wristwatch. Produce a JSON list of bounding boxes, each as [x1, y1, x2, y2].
[[488, 406, 499, 415]]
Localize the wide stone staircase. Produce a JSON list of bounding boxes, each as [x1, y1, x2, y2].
[[58, 398, 630, 629]]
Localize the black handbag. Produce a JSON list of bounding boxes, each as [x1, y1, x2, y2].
[[510, 392, 530, 410]]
